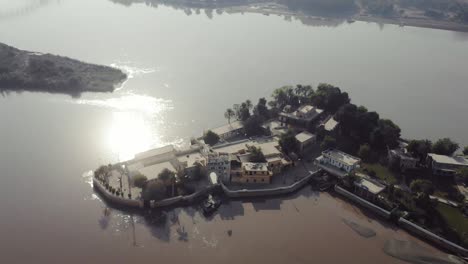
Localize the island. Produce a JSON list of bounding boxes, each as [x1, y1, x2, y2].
[[93, 83, 468, 259], [0, 42, 127, 97]]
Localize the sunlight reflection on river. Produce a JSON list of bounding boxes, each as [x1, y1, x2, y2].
[[76, 93, 175, 161]]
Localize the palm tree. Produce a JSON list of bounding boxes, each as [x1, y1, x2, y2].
[[224, 108, 235, 124]]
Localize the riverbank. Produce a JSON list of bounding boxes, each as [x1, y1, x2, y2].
[[0, 42, 127, 97]]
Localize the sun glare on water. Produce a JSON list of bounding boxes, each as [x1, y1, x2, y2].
[[76, 93, 173, 161]]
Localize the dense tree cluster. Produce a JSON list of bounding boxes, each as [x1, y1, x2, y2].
[[334, 103, 400, 152], [432, 138, 459, 156], [247, 145, 267, 163], [203, 130, 220, 146]]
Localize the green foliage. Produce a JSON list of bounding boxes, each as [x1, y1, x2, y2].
[[224, 108, 235, 124], [407, 139, 432, 161], [247, 145, 267, 163], [410, 179, 434, 195], [142, 180, 166, 201], [279, 130, 299, 154], [158, 168, 176, 183], [243, 115, 265, 137], [253, 97, 270, 120], [203, 130, 220, 146], [321, 135, 337, 150], [233, 102, 251, 121], [358, 144, 371, 161], [133, 173, 148, 188], [311, 83, 350, 112], [370, 119, 401, 150], [432, 138, 459, 156], [335, 103, 400, 152]]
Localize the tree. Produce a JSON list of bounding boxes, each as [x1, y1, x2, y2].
[[247, 145, 266, 163], [203, 130, 220, 146], [158, 168, 176, 184], [279, 130, 299, 154], [243, 115, 264, 137], [463, 146, 468, 156], [224, 108, 235, 124], [253, 97, 269, 120], [410, 179, 434, 195], [370, 119, 401, 150], [133, 173, 148, 188], [311, 83, 350, 112], [237, 102, 251, 121], [321, 135, 337, 150], [407, 139, 432, 161], [432, 138, 459, 156], [142, 180, 166, 201], [358, 144, 371, 161]]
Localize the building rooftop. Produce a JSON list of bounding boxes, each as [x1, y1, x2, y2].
[[323, 116, 339, 131], [177, 152, 205, 167], [323, 149, 361, 166], [295, 131, 316, 143], [134, 145, 175, 160], [428, 153, 468, 166], [243, 162, 269, 172], [279, 104, 323, 121], [211, 120, 244, 136], [354, 176, 386, 195], [213, 137, 282, 157]]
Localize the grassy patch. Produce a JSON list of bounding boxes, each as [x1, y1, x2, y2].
[[436, 203, 468, 235], [359, 162, 398, 185]]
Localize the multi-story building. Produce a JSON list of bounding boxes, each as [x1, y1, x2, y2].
[[315, 149, 361, 177], [231, 162, 272, 184], [388, 148, 418, 171], [206, 152, 231, 183]]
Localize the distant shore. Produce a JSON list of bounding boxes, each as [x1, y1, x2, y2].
[[0, 42, 127, 97]]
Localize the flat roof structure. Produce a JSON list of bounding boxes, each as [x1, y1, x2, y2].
[[243, 162, 269, 172], [354, 176, 386, 195], [295, 131, 316, 143], [211, 120, 244, 136], [323, 149, 361, 166], [428, 153, 468, 166], [323, 117, 339, 131], [134, 145, 175, 160]]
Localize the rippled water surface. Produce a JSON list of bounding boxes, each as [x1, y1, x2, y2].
[[0, 0, 467, 263]]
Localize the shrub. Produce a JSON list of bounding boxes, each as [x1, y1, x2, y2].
[[410, 179, 434, 195], [133, 173, 148, 188], [203, 130, 220, 146]]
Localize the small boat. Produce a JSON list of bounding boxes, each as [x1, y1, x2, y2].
[[202, 195, 221, 216]]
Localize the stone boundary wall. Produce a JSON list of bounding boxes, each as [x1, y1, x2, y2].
[[221, 170, 320, 198], [93, 178, 143, 208], [334, 185, 391, 219], [398, 217, 468, 257]]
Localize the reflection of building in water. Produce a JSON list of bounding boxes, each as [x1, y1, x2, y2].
[[109, 0, 356, 27]]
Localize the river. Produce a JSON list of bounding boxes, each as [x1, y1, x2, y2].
[[0, 0, 467, 263]]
